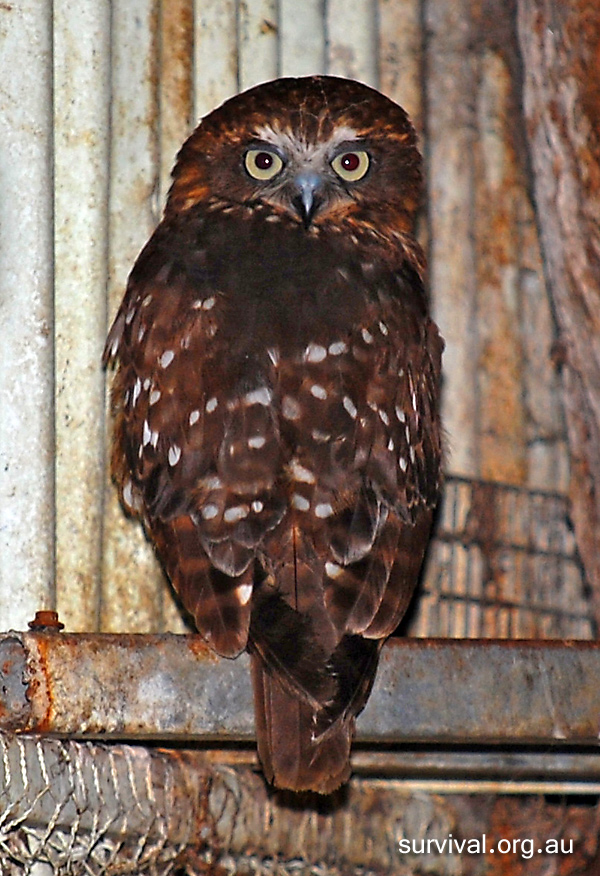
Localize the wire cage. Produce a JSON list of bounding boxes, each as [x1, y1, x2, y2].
[[406, 475, 594, 641]]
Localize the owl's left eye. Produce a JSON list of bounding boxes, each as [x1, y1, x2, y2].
[[331, 150, 370, 182], [244, 149, 284, 181]]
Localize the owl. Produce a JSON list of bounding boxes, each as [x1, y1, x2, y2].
[[104, 76, 443, 794]]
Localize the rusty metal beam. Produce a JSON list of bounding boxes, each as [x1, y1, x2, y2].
[[2, 631, 600, 752]]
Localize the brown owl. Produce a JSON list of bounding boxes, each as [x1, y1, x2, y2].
[[104, 76, 443, 794]]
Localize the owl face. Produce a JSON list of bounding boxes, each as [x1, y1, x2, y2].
[[167, 76, 423, 232], [240, 125, 372, 228]]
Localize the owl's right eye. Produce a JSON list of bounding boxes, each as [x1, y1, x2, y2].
[[244, 149, 284, 181]]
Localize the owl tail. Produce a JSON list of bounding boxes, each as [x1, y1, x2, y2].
[[251, 654, 352, 794], [248, 586, 380, 794]]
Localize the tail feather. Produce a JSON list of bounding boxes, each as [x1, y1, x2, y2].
[[251, 655, 352, 794]]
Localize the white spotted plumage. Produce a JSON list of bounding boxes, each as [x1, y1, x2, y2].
[[104, 74, 443, 796]]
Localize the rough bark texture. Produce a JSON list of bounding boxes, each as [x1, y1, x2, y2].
[[517, 0, 600, 622]]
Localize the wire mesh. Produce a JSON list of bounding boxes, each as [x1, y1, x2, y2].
[[0, 737, 465, 876], [0, 735, 201, 876], [406, 476, 593, 640]]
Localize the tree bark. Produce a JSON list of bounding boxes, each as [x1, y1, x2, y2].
[[517, 0, 600, 625]]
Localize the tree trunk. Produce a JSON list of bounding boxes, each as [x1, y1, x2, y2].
[[517, 0, 600, 625]]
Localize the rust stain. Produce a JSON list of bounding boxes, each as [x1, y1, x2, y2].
[[472, 0, 531, 177], [569, 0, 600, 165], [186, 634, 220, 662], [161, 0, 194, 128], [26, 633, 53, 732], [259, 19, 278, 36], [28, 610, 64, 631], [488, 795, 600, 875]]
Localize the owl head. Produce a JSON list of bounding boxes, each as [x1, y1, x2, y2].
[[167, 76, 422, 234]]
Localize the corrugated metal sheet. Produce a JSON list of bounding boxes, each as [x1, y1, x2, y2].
[[0, 2, 55, 630], [0, 1, 571, 633], [54, 0, 111, 633]]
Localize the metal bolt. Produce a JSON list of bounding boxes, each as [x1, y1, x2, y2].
[[28, 611, 65, 632]]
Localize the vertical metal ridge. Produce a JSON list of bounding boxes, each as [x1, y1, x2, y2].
[[0, 1, 55, 628]]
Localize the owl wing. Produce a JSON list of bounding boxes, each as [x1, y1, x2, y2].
[[105, 214, 287, 658]]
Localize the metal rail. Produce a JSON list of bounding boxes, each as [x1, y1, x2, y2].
[[2, 631, 599, 746]]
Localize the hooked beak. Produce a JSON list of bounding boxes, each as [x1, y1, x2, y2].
[[292, 172, 322, 229]]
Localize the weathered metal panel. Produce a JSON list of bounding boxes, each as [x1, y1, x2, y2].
[[326, 0, 377, 84], [101, 0, 168, 634], [193, 0, 238, 120], [4, 633, 600, 750], [425, 0, 479, 479], [378, 0, 423, 131], [475, 49, 528, 484], [279, 0, 325, 76], [238, 0, 278, 90], [54, 0, 111, 633], [158, 0, 194, 206], [0, 1, 55, 629]]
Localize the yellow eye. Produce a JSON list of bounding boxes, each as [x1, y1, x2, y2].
[[244, 149, 284, 180], [331, 150, 370, 182]]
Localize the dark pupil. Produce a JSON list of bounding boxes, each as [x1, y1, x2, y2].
[[342, 153, 360, 171], [255, 152, 273, 170]]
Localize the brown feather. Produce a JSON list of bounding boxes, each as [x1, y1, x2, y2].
[[104, 75, 443, 794]]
